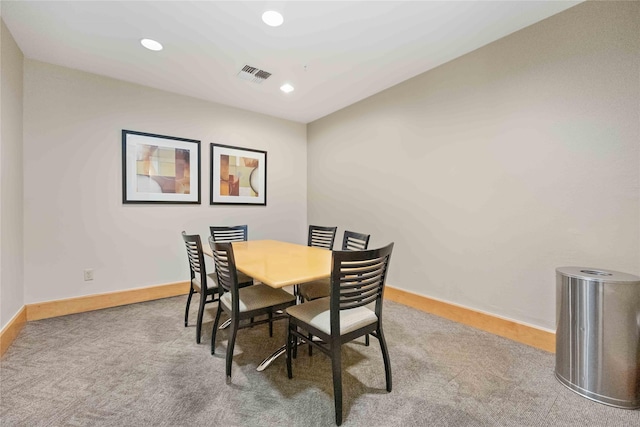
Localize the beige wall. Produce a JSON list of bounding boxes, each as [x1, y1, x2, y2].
[[5, 1, 640, 333], [22, 61, 307, 304], [1, 19, 25, 330], [307, 1, 640, 330]]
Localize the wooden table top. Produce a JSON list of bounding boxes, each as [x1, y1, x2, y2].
[[202, 239, 331, 288]]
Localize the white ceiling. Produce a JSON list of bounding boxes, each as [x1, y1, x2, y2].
[[1, 1, 580, 124]]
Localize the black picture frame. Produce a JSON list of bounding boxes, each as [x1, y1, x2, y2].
[[122, 130, 201, 204], [210, 143, 267, 206]]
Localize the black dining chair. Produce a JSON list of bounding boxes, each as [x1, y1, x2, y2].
[[298, 230, 372, 353], [210, 225, 248, 243], [297, 225, 337, 306], [210, 225, 254, 287], [298, 230, 370, 302], [308, 225, 337, 250], [182, 231, 220, 344], [210, 240, 296, 382], [285, 242, 394, 426]]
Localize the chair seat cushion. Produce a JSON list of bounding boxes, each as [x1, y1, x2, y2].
[[298, 279, 330, 301], [237, 270, 253, 286], [192, 273, 219, 294], [193, 271, 251, 293], [286, 297, 377, 336], [221, 284, 295, 313]]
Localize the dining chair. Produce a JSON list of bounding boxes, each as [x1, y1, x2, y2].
[[298, 224, 337, 306], [209, 239, 296, 382], [182, 231, 220, 344], [308, 225, 337, 250], [210, 225, 248, 243], [210, 225, 254, 287], [298, 230, 370, 302], [285, 242, 394, 426], [299, 230, 372, 352]]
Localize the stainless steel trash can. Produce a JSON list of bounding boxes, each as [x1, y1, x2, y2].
[[555, 267, 640, 409]]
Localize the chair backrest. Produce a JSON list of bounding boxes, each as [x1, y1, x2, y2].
[[210, 225, 248, 243], [209, 239, 239, 304], [308, 225, 337, 250], [342, 230, 370, 251], [182, 231, 208, 289], [329, 242, 394, 333]]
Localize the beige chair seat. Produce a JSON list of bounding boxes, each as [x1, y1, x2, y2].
[[236, 270, 253, 286], [221, 284, 295, 313], [193, 271, 251, 291], [286, 297, 377, 336], [192, 273, 219, 292], [298, 278, 330, 301]]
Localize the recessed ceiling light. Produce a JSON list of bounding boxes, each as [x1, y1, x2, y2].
[[262, 11, 284, 27], [280, 83, 294, 94], [140, 38, 163, 51]]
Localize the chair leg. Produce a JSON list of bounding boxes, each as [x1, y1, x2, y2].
[[377, 326, 392, 392], [293, 332, 298, 359], [308, 332, 313, 356], [286, 321, 294, 379], [211, 304, 223, 355], [365, 334, 370, 346], [268, 312, 273, 337], [226, 316, 240, 382], [196, 293, 206, 344], [184, 287, 194, 327], [291, 330, 298, 362], [331, 345, 343, 426]]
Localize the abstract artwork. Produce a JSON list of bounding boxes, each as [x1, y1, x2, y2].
[[210, 143, 266, 205], [122, 130, 200, 204]]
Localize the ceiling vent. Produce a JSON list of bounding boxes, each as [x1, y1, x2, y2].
[[237, 64, 272, 84]]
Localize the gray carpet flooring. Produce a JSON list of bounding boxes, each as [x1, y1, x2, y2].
[[1, 296, 638, 426]]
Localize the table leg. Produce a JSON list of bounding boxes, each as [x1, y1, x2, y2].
[[256, 345, 287, 371], [255, 335, 321, 371]]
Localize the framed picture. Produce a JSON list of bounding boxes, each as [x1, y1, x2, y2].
[[210, 143, 267, 205], [122, 130, 201, 204]]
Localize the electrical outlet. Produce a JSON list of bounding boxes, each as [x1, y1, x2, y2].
[[84, 269, 94, 281]]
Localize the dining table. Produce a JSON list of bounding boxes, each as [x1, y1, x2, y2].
[[202, 239, 332, 370]]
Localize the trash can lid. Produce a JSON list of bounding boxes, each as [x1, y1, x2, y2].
[[556, 266, 640, 283]]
